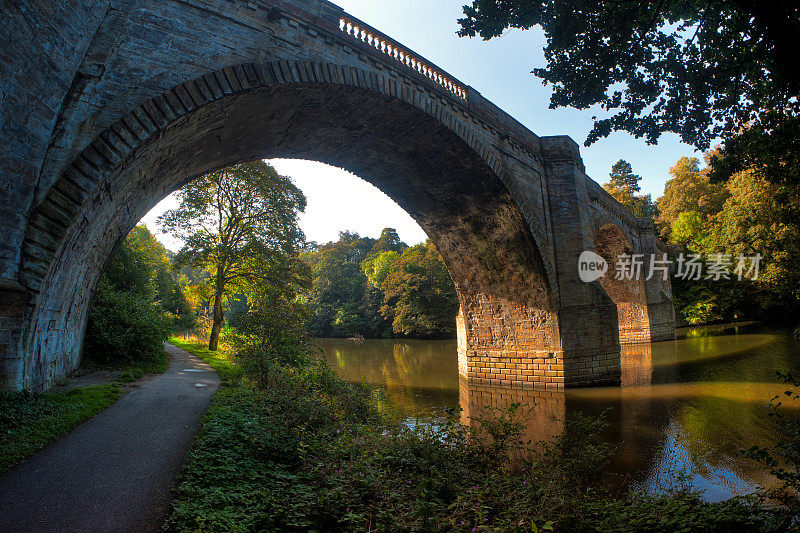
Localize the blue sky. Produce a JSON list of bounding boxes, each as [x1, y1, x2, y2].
[[142, 0, 698, 249]]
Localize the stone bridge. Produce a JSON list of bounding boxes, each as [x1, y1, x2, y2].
[[0, 0, 675, 391]]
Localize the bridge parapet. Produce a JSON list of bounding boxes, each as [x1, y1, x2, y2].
[[306, 0, 544, 160], [337, 15, 467, 101]]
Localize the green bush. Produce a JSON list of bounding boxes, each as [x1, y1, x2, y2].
[[226, 284, 312, 386], [682, 296, 722, 325], [83, 280, 170, 364]]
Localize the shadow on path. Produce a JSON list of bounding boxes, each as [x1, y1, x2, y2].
[[0, 343, 220, 532]]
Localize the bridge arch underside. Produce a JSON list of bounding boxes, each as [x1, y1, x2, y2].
[[17, 81, 569, 391], [593, 224, 650, 344]]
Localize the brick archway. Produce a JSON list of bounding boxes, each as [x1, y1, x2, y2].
[[593, 223, 651, 344], [20, 61, 559, 299]]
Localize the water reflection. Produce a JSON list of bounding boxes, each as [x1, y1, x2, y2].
[[317, 338, 459, 415], [458, 379, 565, 444], [621, 342, 652, 386], [317, 325, 800, 501]]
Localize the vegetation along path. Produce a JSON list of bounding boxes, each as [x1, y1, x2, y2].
[[0, 343, 219, 533]]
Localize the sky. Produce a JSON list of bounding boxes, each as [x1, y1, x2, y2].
[[141, 0, 698, 251]]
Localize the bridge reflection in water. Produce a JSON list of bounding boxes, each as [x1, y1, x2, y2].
[[318, 324, 799, 501]]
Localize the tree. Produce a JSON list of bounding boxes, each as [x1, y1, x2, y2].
[[370, 228, 407, 255], [101, 225, 164, 298], [303, 230, 461, 339], [670, 211, 709, 250], [361, 250, 400, 289], [154, 267, 196, 329], [656, 156, 729, 238], [159, 162, 306, 351], [98, 224, 193, 324], [656, 153, 800, 323], [84, 225, 173, 363], [458, 1, 800, 184], [608, 160, 642, 193], [711, 170, 800, 311], [602, 160, 656, 218], [380, 241, 460, 338], [228, 254, 312, 381], [302, 231, 387, 338], [113, 227, 196, 327]]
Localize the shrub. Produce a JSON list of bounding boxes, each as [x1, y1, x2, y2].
[[682, 296, 722, 325], [83, 280, 170, 364], [743, 371, 800, 527], [227, 289, 312, 386], [166, 340, 784, 532]]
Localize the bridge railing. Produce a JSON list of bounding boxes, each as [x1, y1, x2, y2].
[[336, 14, 468, 102], [287, 0, 544, 158], [282, 0, 545, 158]]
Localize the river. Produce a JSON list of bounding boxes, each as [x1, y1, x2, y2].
[[316, 322, 800, 502]]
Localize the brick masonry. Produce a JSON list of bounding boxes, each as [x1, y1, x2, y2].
[[0, 0, 675, 391]]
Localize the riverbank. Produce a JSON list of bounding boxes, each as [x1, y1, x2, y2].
[[165, 340, 792, 532], [0, 349, 168, 473]]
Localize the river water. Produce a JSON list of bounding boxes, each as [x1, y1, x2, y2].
[[317, 323, 800, 501]]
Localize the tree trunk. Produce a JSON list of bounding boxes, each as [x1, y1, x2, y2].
[[208, 272, 225, 351]]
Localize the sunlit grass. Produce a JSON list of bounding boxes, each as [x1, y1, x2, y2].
[[168, 337, 242, 383]]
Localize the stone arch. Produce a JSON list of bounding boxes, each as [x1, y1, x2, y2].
[[16, 62, 561, 391], [20, 61, 558, 299], [592, 223, 650, 344]]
